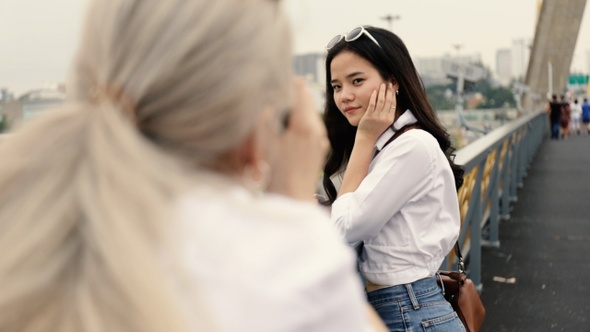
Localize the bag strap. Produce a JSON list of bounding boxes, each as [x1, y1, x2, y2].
[[454, 242, 466, 274], [374, 123, 420, 158], [377, 123, 466, 275], [357, 123, 420, 264]]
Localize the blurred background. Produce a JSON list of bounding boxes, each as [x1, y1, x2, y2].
[[1, 0, 588, 147]]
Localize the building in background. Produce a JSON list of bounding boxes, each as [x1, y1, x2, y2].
[[294, 51, 488, 89], [496, 49, 512, 86], [0, 84, 65, 130], [293, 53, 325, 84], [293, 53, 326, 110], [493, 38, 531, 87], [413, 53, 482, 87], [413, 57, 449, 86], [0, 89, 14, 102], [511, 38, 531, 82]]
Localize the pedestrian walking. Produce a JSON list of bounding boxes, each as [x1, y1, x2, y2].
[[560, 95, 571, 139], [570, 98, 582, 135], [546, 94, 562, 140], [582, 98, 590, 135]]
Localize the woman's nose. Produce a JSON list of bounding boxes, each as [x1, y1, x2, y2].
[[340, 87, 354, 102]]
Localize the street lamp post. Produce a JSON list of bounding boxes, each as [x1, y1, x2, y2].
[[449, 44, 489, 135], [381, 14, 401, 31], [452, 44, 464, 103]]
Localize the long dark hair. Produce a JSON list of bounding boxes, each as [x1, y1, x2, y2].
[[322, 26, 464, 204]]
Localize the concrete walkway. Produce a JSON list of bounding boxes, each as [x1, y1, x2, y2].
[[479, 132, 590, 331]]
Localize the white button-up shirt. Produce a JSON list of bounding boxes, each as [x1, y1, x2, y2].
[[331, 110, 460, 286], [173, 177, 375, 332]]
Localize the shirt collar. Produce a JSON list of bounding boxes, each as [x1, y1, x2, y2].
[[375, 109, 418, 151]]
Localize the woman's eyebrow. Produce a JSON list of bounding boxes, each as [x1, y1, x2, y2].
[[330, 71, 364, 84]]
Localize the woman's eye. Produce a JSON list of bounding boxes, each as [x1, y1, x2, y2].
[[332, 85, 341, 91], [352, 78, 364, 85]]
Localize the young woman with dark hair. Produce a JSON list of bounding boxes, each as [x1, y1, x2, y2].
[[322, 26, 466, 331]]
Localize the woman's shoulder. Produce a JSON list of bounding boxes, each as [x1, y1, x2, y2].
[[175, 184, 351, 270], [177, 184, 333, 228], [172, 185, 364, 331], [388, 128, 439, 158]]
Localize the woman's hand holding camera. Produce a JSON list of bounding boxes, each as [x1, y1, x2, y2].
[[267, 78, 328, 201]]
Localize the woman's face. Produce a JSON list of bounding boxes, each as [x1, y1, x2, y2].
[[329, 51, 388, 127]]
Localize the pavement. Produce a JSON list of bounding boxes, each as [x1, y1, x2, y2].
[[479, 132, 590, 331]]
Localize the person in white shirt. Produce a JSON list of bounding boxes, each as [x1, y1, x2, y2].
[[321, 26, 466, 331], [570, 98, 582, 135], [0, 2, 387, 332]]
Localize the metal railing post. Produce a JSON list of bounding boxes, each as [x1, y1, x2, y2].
[[486, 145, 503, 247], [451, 110, 547, 294], [469, 164, 485, 289]]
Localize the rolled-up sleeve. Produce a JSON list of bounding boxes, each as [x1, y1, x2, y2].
[[331, 133, 434, 245]]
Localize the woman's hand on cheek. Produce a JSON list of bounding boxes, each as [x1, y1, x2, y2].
[[357, 83, 396, 142], [336, 82, 396, 198], [266, 78, 329, 201]]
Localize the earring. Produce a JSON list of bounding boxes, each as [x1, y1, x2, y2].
[[396, 90, 399, 95], [242, 161, 271, 194]]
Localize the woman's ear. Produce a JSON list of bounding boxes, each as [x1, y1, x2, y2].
[[210, 132, 260, 176], [215, 105, 278, 187], [390, 79, 399, 92], [236, 104, 275, 169], [238, 133, 263, 171]]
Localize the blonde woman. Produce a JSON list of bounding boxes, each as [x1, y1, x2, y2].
[[0, 1, 386, 331]]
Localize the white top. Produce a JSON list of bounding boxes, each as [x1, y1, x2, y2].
[[172, 177, 374, 332], [331, 110, 460, 286], [571, 102, 582, 119]]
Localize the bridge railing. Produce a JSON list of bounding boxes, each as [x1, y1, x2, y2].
[[443, 110, 547, 291]]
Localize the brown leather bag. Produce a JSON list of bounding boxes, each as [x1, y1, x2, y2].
[[437, 244, 486, 332]]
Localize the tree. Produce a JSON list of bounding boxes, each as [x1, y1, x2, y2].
[[426, 84, 455, 110], [476, 86, 515, 109], [424, 64, 516, 111]]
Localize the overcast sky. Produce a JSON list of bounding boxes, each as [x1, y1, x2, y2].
[[1, 0, 589, 96], [285, 0, 590, 70]]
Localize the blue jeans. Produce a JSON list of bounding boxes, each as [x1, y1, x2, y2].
[[551, 122, 560, 139], [367, 276, 466, 332]]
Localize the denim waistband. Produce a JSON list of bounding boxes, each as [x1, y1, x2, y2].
[[366, 275, 441, 309]]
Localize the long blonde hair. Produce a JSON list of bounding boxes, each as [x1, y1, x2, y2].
[[0, 0, 291, 331]]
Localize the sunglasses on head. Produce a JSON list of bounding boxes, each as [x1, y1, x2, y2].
[[326, 26, 381, 50]]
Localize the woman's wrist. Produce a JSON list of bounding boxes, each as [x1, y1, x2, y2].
[[338, 135, 375, 197], [354, 131, 380, 148]]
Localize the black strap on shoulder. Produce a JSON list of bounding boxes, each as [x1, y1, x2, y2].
[[374, 123, 420, 158], [454, 242, 465, 274]]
